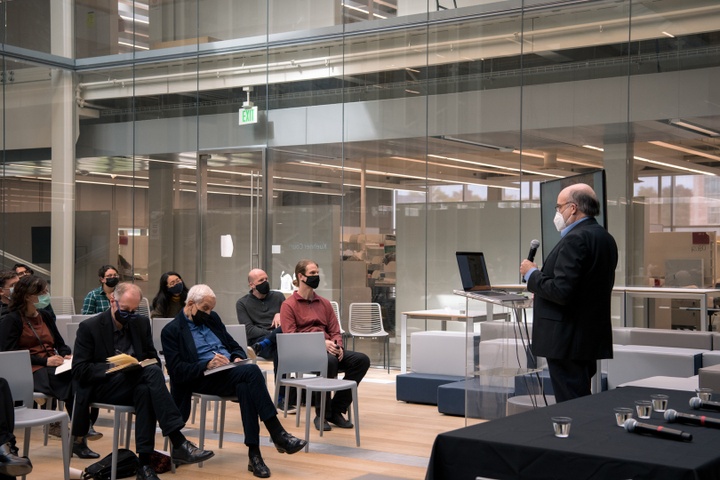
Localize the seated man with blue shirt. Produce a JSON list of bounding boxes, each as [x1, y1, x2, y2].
[[161, 284, 306, 479]]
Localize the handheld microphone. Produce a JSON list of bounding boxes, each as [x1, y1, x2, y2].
[[527, 239, 540, 262], [689, 396, 720, 412], [624, 418, 692, 442], [665, 409, 720, 429]]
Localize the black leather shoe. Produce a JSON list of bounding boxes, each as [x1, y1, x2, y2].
[[86, 424, 103, 441], [313, 416, 332, 431], [136, 465, 161, 480], [72, 440, 100, 459], [272, 431, 307, 454], [328, 412, 353, 429], [247, 454, 271, 478], [0, 442, 33, 477], [171, 440, 214, 465]]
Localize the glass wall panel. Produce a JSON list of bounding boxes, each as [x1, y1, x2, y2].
[[265, 37, 344, 323], [338, 27, 429, 367], [75, 56, 200, 310], [0, 59, 53, 277], [625, 0, 720, 329]]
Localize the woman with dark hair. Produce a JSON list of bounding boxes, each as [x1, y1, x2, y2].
[[150, 271, 188, 318], [0, 275, 101, 459], [81, 264, 119, 315]]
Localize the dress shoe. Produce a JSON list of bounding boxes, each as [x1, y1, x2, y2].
[[247, 454, 271, 478], [328, 412, 353, 429], [171, 440, 214, 465], [86, 424, 103, 441], [72, 440, 100, 459], [0, 442, 33, 477], [271, 431, 307, 455], [313, 416, 332, 431], [136, 465, 161, 480]]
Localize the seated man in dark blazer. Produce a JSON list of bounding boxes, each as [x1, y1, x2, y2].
[[161, 284, 306, 479], [72, 282, 214, 480]]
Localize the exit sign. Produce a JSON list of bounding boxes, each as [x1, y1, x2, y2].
[[239, 106, 258, 125]]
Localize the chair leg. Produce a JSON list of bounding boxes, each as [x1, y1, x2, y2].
[[352, 387, 360, 447], [124, 412, 133, 448], [62, 416, 71, 480], [303, 390, 312, 453], [198, 398, 208, 468], [112, 411, 121, 480], [318, 390, 326, 439], [212, 400, 219, 433], [22, 427, 31, 480], [218, 401, 226, 449]]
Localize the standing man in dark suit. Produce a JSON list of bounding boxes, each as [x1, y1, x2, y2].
[[520, 183, 618, 403], [161, 284, 306, 479], [72, 282, 214, 480]]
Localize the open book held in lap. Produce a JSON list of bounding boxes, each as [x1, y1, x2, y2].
[[106, 353, 158, 374]]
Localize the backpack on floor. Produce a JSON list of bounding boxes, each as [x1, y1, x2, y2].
[[82, 448, 139, 480]]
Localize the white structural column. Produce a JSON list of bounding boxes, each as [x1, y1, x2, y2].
[[50, 1, 75, 296]]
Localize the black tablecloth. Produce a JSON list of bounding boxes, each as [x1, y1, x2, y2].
[[427, 387, 720, 480]]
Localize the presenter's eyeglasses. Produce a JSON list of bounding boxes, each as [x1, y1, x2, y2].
[[555, 202, 575, 212]]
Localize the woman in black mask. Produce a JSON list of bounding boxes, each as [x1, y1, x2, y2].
[[151, 271, 188, 319], [81, 264, 120, 315]]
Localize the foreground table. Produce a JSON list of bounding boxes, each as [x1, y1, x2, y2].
[[427, 386, 720, 480]]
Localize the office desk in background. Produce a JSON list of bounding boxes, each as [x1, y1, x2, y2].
[[427, 386, 720, 480]]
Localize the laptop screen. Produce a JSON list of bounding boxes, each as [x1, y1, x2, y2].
[[456, 252, 492, 292]]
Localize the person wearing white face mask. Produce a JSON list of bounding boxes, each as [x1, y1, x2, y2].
[[0, 270, 19, 319], [520, 183, 618, 403], [0, 275, 102, 458]]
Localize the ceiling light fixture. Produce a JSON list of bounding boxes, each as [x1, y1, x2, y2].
[[440, 135, 515, 152], [669, 119, 720, 137], [633, 155, 716, 176], [649, 141, 720, 162]]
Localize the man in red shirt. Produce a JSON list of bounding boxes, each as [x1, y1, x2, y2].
[[280, 259, 370, 432]]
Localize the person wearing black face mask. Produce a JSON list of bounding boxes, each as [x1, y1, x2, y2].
[[280, 259, 370, 432], [236, 268, 291, 410], [72, 282, 214, 480], [150, 271, 188, 319], [81, 265, 120, 315], [162, 284, 306, 478]]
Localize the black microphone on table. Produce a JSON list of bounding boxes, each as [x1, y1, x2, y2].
[[624, 418, 692, 442], [522, 239, 540, 283], [665, 409, 720, 429], [689, 396, 720, 412]]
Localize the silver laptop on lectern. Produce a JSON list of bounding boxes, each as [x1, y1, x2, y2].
[[454, 251, 526, 302]]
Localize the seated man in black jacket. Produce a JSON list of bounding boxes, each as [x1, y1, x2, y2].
[[161, 284, 306, 479], [72, 282, 214, 480], [0, 377, 32, 478]]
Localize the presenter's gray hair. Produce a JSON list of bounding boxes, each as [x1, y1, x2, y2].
[[114, 282, 143, 300], [187, 284, 216, 303]]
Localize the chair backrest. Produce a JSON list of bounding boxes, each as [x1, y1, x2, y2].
[[0, 350, 34, 408], [225, 324, 248, 351], [152, 318, 174, 353], [330, 301, 345, 334], [137, 297, 151, 318], [71, 314, 95, 323], [276, 332, 328, 379], [50, 296, 76, 315], [66, 323, 81, 351], [348, 302, 386, 336]]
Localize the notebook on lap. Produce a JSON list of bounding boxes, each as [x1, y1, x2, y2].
[[455, 251, 526, 302]]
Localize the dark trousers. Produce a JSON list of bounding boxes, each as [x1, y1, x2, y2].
[[547, 358, 597, 403], [190, 363, 277, 446], [84, 365, 185, 454], [252, 327, 287, 400], [0, 378, 16, 447], [0, 378, 17, 480], [316, 350, 370, 417]]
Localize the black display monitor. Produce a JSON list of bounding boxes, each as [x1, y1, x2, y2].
[[539, 169, 607, 263]]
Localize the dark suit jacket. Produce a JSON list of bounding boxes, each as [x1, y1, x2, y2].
[[71, 310, 159, 434], [160, 310, 247, 421], [527, 217, 618, 361]]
